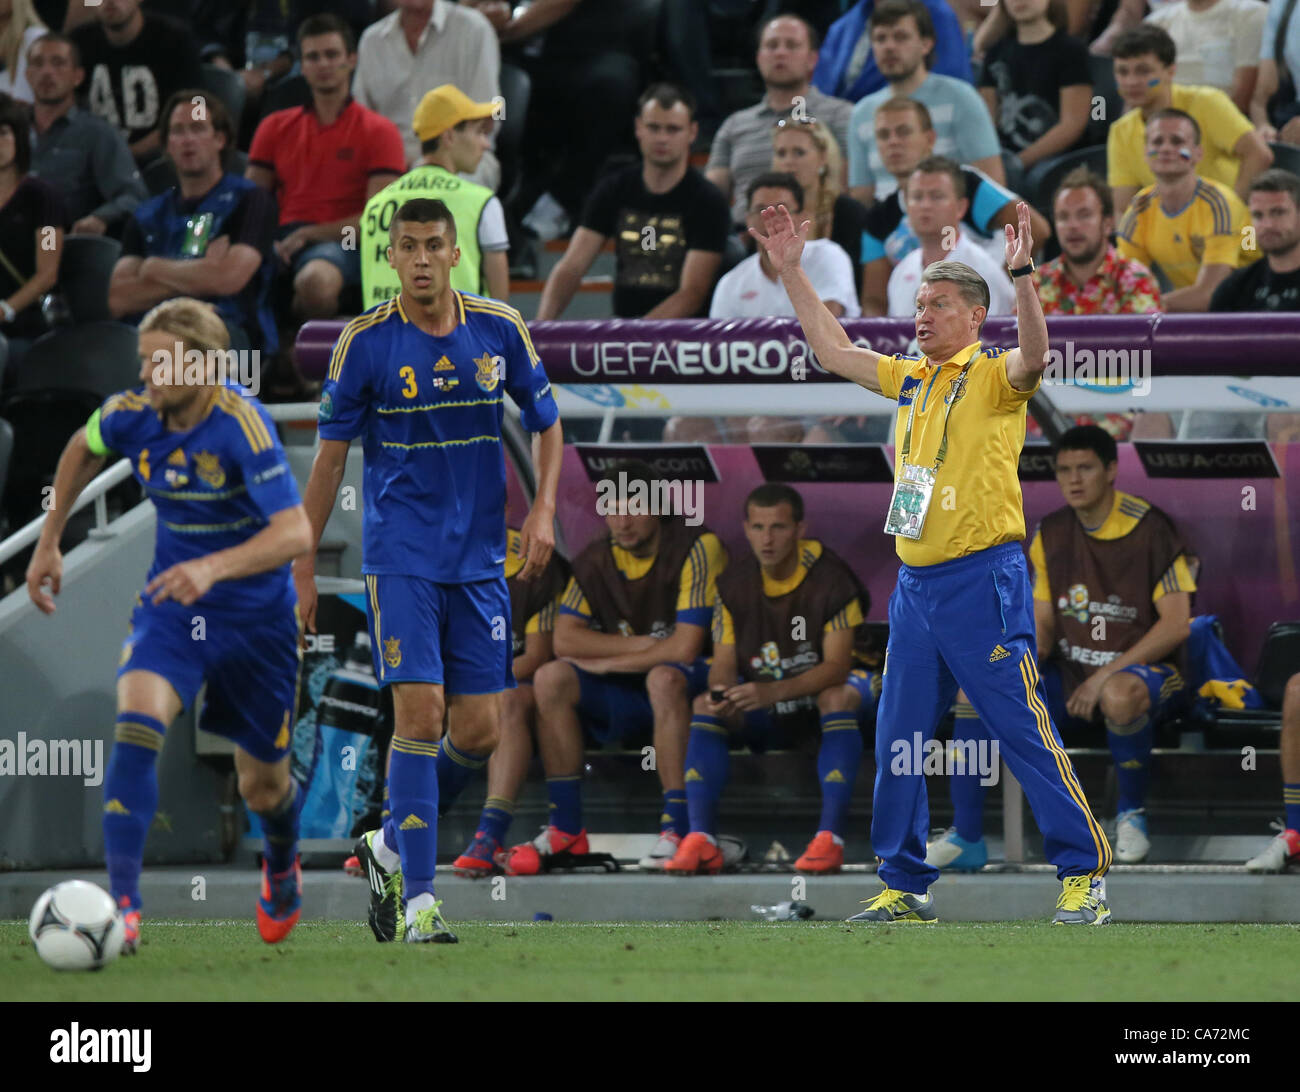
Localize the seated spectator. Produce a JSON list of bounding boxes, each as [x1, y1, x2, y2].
[[361, 85, 509, 309], [1244, 670, 1300, 872], [885, 156, 1016, 317], [483, 0, 644, 237], [1251, 0, 1300, 143], [1117, 109, 1252, 311], [503, 459, 728, 874], [1037, 168, 1162, 313], [28, 32, 144, 235], [813, 0, 973, 102], [665, 484, 880, 877], [930, 426, 1195, 869], [771, 116, 869, 284], [246, 14, 405, 321], [538, 84, 728, 321], [0, 1, 48, 103], [1145, 0, 1266, 112], [1212, 168, 1300, 310], [354, 0, 500, 190], [975, 0, 1148, 57], [0, 92, 64, 369], [108, 90, 277, 354], [847, 0, 1005, 206], [70, 0, 202, 166], [860, 97, 1049, 315], [706, 14, 854, 227], [713, 172, 860, 318], [978, 0, 1092, 175], [1108, 25, 1272, 216], [451, 524, 568, 877]]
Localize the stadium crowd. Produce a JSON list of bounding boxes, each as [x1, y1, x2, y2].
[[6, 0, 1300, 887]]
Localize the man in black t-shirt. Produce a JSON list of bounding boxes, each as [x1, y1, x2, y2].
[[72, 0, 203, 166], [1211, 168, 1300, 312], [536, 83, 729, 319], [108, 90, 278, 355]]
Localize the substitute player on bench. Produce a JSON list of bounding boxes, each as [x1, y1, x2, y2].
[[665, 483, 879, 875], [750, 200, 1113, 924], [930, 425, 1195, 870], [295, 197, 562, 943], [27, 298, 314, 950]]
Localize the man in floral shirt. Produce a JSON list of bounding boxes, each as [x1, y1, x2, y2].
[[1036, 168, 1162, 314]]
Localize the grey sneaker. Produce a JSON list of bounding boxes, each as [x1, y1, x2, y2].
[[1053, 875, 1111, 925], [846, 886, 938, 923], [404, 900, 458, 944], [356, 829, 403, 942]]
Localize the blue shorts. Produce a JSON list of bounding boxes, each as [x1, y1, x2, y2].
[[364, 573, 513, 694], [117, 596, 301, 763], [1039, 660, 1187, 740], [281, 222, 361, 285], [739, 667, 881, 750], [576, 658, 710, 743]]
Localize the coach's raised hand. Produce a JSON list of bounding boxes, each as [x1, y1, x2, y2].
[[748, 204, 810, 273], [1004, 199, 1034, 270]]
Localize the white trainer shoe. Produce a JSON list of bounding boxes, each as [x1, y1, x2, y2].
[[639, 830, 682, 871], [1115, 808, 1150, 863], [1245, 825, 1300, 873]]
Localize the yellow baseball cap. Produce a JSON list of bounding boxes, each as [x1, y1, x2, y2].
[[413, 84, 496, 142]]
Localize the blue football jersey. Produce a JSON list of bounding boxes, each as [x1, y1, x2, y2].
[[89, 381, 302, 612], [317, 291, 559, 583]]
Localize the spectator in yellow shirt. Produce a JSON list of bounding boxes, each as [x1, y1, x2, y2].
[[1107, 25, 1272, 218], [1116, 109, 1253, 311]]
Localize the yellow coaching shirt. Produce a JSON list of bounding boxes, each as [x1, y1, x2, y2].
[[1116, 178, 1251, 289], [876, 341, 1037, 568], [1107, 84, 1254, 195]]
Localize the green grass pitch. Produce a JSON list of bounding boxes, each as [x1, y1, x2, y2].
[[4, 920, 1300, 1001]]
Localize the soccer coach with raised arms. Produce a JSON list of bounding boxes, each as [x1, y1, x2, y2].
[[750, 202, 1113, 925]]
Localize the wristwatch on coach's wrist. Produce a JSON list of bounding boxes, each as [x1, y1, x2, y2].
[[1009, 259, 1035, 278], [0, 300, 16, 323]]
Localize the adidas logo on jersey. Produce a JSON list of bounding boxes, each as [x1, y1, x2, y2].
[[399, 813, 428, 830], [988, 644, 1011, 663], [433, 355, 455, 371]]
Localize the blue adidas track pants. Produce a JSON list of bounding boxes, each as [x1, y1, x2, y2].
[[873, 541, 1113, 893]]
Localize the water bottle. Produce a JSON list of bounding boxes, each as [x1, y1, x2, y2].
[[750, 900, 815, 921]]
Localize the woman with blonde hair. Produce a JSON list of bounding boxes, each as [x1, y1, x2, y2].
[[770, 116, 869, 286], [0, 0, 46, 103]]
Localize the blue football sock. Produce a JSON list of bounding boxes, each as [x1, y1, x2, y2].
[[1284, 783, 1300, 832], [661, 791, 688, 836], [1106, 713, 1153, 814], [103, 714, 166, 912], [546, 775, 583, 834], [951, 702, 989, 843], [436, 734, 488, 817], [816, 714, 863, 837], [388, 737, 440, 900], [256, 780, 302, 875], [479, 795, 514, 845], [684, 716, 729, 835]]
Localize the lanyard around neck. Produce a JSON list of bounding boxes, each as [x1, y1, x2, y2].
[[899, 357, 976, 470]]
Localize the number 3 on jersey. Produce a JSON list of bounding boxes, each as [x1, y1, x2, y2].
[[400, 366, 418, 398]]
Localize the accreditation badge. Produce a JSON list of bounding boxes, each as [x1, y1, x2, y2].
[[884, 462, 936, 540]]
